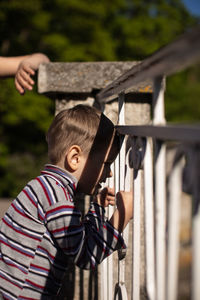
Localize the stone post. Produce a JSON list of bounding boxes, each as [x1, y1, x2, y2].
[[38, 62, 152, 300]]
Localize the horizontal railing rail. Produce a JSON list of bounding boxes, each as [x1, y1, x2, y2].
[[97, 25, 200, 102], [116, 124, 200, 142]]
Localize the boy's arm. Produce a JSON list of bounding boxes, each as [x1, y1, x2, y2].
[[45, 199, 127, 270], [94, 188, 133, 232], [75, 190, 133, 268]]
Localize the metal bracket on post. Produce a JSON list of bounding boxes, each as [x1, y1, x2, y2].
[[128, 136, 146, 175]]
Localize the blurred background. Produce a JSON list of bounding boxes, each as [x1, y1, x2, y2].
[[0, 0, 200, 198]]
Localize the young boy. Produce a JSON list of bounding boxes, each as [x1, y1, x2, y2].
[[0, 105, 133, 299]]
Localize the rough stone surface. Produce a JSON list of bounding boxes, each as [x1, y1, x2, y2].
[[38, 62, 152, 94]]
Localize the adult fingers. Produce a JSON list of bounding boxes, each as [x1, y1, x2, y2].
[[15, 73, 34, 92], [15, 75, 26, 94], [17, 67, 35, 86], [22, 64, 35, 76]]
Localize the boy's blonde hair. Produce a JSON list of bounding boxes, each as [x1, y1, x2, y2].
[[46, 105, 112, 164]]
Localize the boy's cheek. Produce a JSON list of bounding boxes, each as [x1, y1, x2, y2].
[[77, 166, 103, 195]]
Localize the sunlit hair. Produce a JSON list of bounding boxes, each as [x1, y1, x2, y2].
[[46, 105, 102, 164]]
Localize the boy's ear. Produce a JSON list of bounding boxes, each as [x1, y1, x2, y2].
[[64, 145, 82, 172]]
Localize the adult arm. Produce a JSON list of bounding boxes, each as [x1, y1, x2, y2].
[[0, 55, 30, 77]]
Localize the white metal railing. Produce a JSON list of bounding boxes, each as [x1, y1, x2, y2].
[[98, 25, 200, 300]]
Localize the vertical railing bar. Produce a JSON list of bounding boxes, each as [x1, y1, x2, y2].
[[101, 260, 108, 300], [191, 148, 200, 300], [107, 165, 114, 300], [153, 76, 166, 300], [118, 95, 131, 266], [101, 166, 115, 300], [132, 168, 142, 300], [118, 93, 126, 262], [144, 137, 156, 300], [153, 76, 166, 126], [155, 142, 166, 300], [99, 97, 110, 300], [101, 182, 108, 300], [114, 154, 120, 285], [192, 205, 200, 300], [118, 92, 127, 288], [167, 158, 184, 300], [118, 92, 125, 126], [112, 92, 129, 300]]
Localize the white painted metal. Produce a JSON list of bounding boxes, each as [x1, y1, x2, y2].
[[132, 169, 142, 300], [153, 76, 167, 300], [107, 167, 114, 300], [100, 166, 115, 300], [167, 158, 184, 300], [192, 205, 200, 300], [118, 92, 130, 251], [153, 77, 166, 126], [144, 137, 156, 300], [155, 143, 166, 300], [114, 151, 130, 300], [101, 245, 108, 300], [118, 93, 125, 126]]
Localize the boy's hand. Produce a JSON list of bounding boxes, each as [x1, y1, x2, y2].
[[116, 191, 133, 222], [94, 187, 115, 207], [109, 190, 133, 232]]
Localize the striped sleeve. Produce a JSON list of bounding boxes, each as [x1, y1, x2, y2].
[[75, 202, 126, 269], [45, 201, 126, 270]]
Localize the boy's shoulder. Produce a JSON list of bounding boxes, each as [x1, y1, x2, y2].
[[27, 171, 75, 203]]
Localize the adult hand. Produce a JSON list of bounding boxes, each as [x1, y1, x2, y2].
[[15, 53, 49, 94], [15, 61, 35, 94]]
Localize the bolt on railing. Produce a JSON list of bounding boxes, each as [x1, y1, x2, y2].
[[98, 25, 200, 300]]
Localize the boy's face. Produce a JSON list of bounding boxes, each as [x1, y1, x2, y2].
[[92, 142, 119, 194], [77, 134, 120, 195]]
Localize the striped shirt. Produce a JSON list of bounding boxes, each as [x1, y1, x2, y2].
[[0, 165, 125, 299]]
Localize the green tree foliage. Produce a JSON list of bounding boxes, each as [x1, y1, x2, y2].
[[0, 78, 54, 196], [0, 0, 199, 196], [166, 63, 200, 123], [0, 0, 197, 61]]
